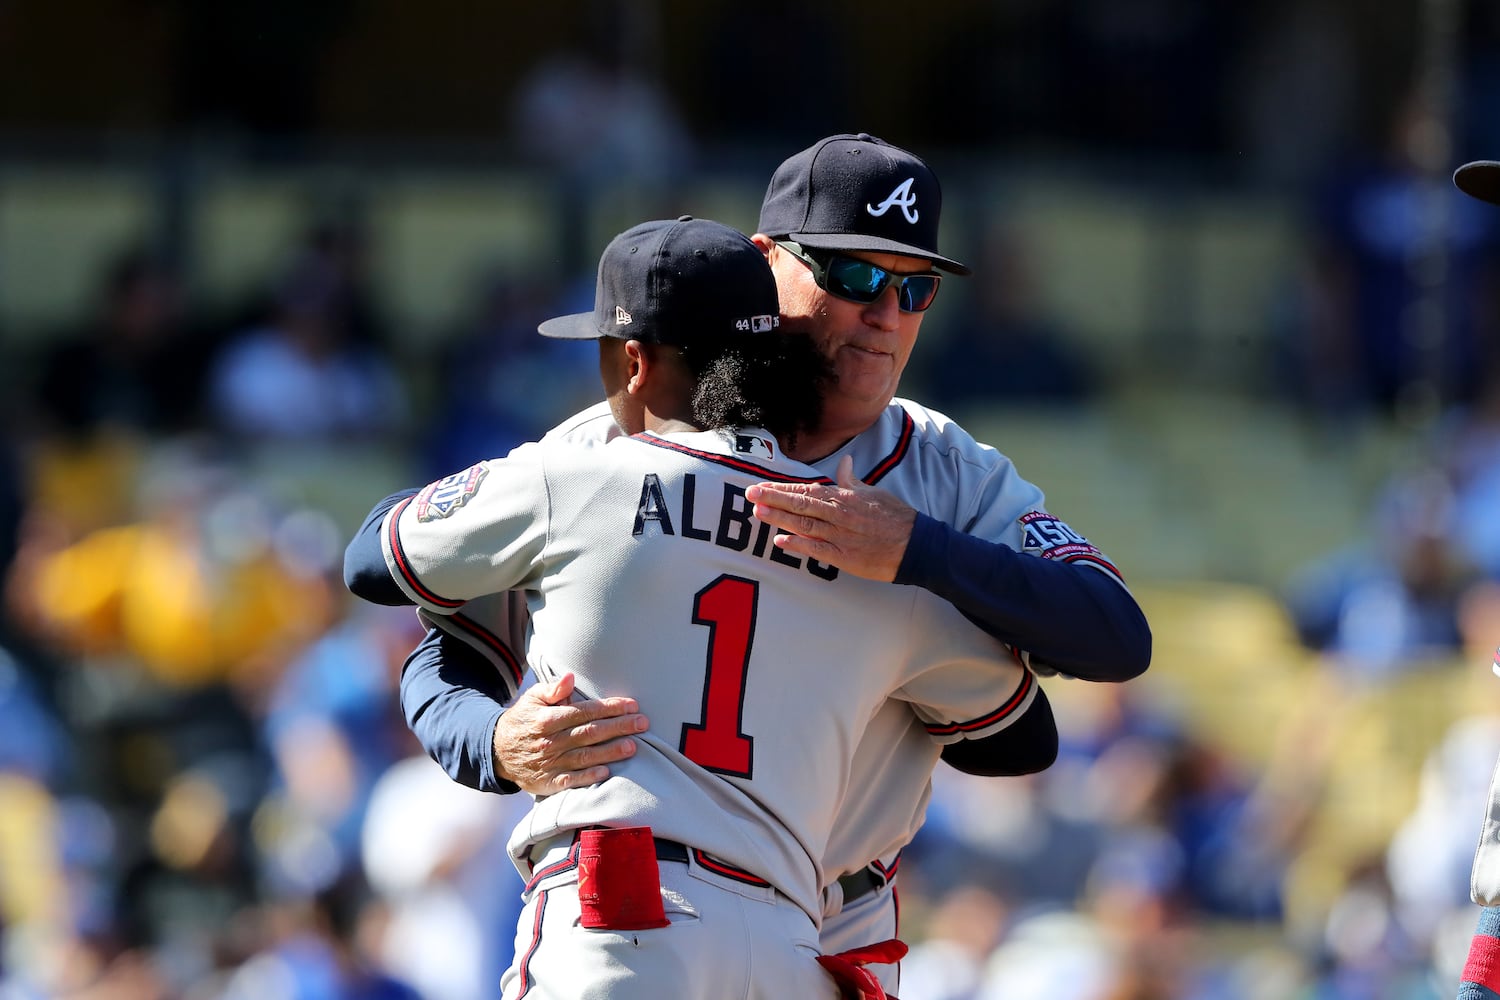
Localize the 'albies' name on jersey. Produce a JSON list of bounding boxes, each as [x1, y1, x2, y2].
[[633, 472, 838, 581]]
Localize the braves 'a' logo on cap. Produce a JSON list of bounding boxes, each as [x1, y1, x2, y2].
[[867, 178, 919, 224]]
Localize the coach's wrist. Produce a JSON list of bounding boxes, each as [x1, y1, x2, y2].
[[487, 713, 523, 795]]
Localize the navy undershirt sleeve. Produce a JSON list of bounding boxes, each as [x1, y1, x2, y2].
[[894, 512, 1152, 682], [343, 489, 418, 605], [940, 684, 1057, 775], [403, 628, 520, 795]]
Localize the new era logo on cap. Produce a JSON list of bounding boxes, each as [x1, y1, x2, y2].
[[758, 133, 970, 275], [615, 306, 632, 326]]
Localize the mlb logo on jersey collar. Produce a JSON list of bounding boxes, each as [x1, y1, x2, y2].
[[734, 433, 775, 461]]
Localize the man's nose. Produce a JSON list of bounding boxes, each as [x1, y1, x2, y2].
[[861, 284, 902, 330]]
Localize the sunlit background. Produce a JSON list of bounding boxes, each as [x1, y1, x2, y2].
[[3, 2, 1500, 998]]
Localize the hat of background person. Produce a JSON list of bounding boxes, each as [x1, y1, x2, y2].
[[539, 216, 781, 342], [1454, 160, 1500, 204], [758, 132, 971, 275]]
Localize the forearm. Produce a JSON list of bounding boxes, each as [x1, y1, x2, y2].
[[939, 683, 1057, 775], [401, 628, 518, 794], [895, 513, 1151, 681], [344, 489, 419, 605]]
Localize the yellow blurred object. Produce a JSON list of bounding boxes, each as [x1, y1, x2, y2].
[[26, 432, 145, 537], [150, 774, 229, 871], [31, 518, 335, 686], [0, 774, 64, 928]]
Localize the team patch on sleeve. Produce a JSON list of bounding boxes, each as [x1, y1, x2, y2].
[[1017, 510, 1124, 582], [415, 462, 489, 522]]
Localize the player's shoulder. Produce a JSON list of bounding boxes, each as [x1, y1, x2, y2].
[[886, 397, 1011, 464], [541, 400, 620, 446]]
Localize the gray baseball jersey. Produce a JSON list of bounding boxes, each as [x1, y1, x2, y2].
[[431, 398, 1125, 890], [381, 424, 1036, 923]]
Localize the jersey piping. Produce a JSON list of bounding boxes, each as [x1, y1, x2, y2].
[[858, 410, 915, 486], [448, 610, 525, 688], [922, 668, 1036, 737], [386, 494, 465, 609], [631, 433, 834, 483]]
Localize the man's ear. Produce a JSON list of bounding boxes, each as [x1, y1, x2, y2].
[[623, 339, 649, 394]]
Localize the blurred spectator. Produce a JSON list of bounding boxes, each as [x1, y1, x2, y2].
[[919, 222, 1097, 409], [14, 442, 340, 689], [215, 871, 422, 1000], [508, 4, 695, 186], [1282, 468, 1477, 680], [32, 248, 209, 441], [1386, 715, 1500, 948], [207, 237, 408, 446], [1427, 375, 1500, 582], [420, 270, 599, 480], [899, 885, 1010, 1000], [257, 603, 425, 898], [1277, 91, 1500, 426], [360, 754, 526, 1000]]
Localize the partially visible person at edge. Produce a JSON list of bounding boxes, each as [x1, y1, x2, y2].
[[374, 215, 1049, 999], [346, 133, 1152, 993], [1447, 157, 1500, 1000]]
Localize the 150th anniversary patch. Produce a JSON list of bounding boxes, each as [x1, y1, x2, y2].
[[1018, 511, 1101, 560], [415, 463, 489, 522]]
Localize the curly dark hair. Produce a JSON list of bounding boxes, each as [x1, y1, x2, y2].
[[673, 333, 832, 449]]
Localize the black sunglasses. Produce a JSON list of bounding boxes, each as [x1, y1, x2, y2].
[[777, 241, 942, 313]]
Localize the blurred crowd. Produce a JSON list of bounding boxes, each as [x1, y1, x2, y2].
[[0, 195, 1498, 1000], [6, 16, 1500, 989]]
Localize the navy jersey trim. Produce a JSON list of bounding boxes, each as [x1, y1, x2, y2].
[[860, 410, 915, 486], [449, 610, 525, 688], [923, 668, 1037, 737], [386, 495, 465, 609]]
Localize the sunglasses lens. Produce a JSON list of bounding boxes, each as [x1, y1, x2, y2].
[[808, 249, 942, 313], [898, 275, 941, 312], [824, 257, 889, 303]]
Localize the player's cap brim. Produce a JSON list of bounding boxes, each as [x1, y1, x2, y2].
[[1455, 161, 1500, 205], [537, 312, 601, 339], [781, 231, 972, 276]]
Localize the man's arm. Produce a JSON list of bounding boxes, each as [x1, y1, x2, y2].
[[404, 627, 647, 795], [344, 489, 417, 605], [1458, 906, 1500, 998], [352, 459, 1066, 787], [897, 512, 1150, 682], [939, 683, 1057, 775], [746, 458, 1150, 682]]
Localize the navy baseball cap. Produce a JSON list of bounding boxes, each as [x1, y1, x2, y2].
[[758, 132, 971, 275], [1455, 161, 1500, 205], [539, 216, 781, 343]]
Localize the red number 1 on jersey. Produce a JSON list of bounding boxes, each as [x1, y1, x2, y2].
[[681, 574, 757, 777]]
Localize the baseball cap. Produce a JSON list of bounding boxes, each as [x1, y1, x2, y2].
[[1455, 160, 1500, 205], [539, 216, 781, 342], [758, 132, 971, 275]]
